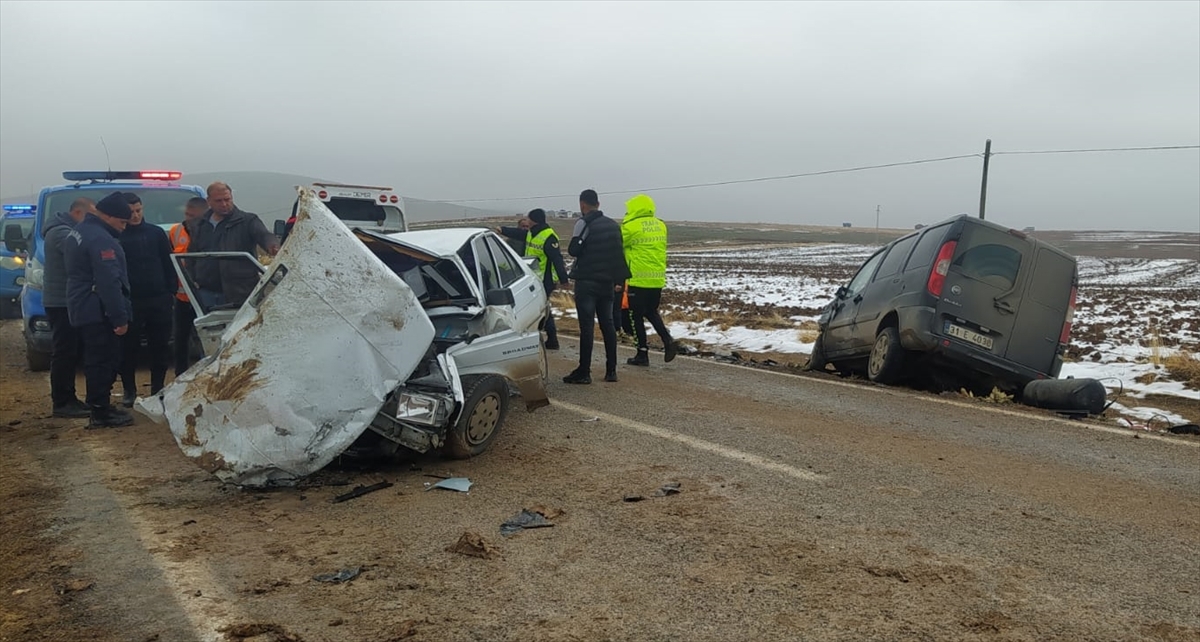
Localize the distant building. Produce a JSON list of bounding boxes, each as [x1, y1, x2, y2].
[[1023, 226, 1035, 232], [842, 222, 852, 228]]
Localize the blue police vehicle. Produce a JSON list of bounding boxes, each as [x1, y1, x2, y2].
[[14, 171, 204, 371], [1, 204, 37, 316]]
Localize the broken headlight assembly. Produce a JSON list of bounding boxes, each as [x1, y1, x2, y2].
[[394, 390, 452, 427]]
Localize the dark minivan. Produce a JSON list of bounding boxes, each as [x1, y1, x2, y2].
[[808, 215, 1078, 393]]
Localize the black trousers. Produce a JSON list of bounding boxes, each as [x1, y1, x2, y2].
[[626, 286, 672, 351], [612, 292, 635, 335], [173, 297, 197, 376], [120, 295, 173, 396], [80, 322, 122, 408], [573, 280, 617, 374], [46, 306, 82, 406]]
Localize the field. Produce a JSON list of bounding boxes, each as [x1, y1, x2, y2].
[[539, 222, 1199, 427]]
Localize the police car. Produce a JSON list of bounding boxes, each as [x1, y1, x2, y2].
[[16, 171, 204, 371], [0, 204, 36, 316], [275, 183, 408, 238]]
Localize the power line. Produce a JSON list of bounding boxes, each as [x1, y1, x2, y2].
[[426, 144, 1200, 204], [992, 144, 1200, 156], [429, 153, 982, 203]]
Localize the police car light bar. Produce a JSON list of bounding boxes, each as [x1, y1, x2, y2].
[[2, 204, 36, 212], [62, 170, 183, 182]]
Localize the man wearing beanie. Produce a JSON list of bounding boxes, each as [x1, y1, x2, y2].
[[496, 208, 570, 349], [64, 191, 135, 428], [118, 192, 176, 407]]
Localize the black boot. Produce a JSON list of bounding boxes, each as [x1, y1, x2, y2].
[[88, 405, 134, 429], [562, 369, 591, 385], [664, 339, 678, 363], [626, 350, 650, 366], [52, 399, 91, 418]]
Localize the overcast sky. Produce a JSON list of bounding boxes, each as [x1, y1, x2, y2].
[[1, 1, 1197, 231]]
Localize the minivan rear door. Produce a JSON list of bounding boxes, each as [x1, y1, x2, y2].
[[1004, 246, 1075, 374], [937, 224, 1031, 360]]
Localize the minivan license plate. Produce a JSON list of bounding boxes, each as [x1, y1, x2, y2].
[[945, 322, 994, 350]]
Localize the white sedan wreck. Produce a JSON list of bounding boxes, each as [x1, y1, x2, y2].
[[139, 189, 550, 487]]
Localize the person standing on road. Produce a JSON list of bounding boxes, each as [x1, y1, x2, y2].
[[496, 208, 570, 349], [42, 197, 95, 418], [118, 193, 176, 406], [621, 194, 677, 366], [64, 192, 134, 428], [169, 197, 206, 376], [187, 181, 279, 309], [563, 189, 630, 384]]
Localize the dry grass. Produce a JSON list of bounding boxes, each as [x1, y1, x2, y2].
[[1163, 352, 1200, 388]]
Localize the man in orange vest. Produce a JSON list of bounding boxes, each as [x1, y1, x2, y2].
[[169, 197, 207, 376]]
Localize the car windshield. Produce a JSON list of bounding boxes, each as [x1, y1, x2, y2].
[[2, 215, 35, 240], [41, 187, 198, 230]]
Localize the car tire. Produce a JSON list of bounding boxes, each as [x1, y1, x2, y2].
[[804, 332, 828, 372], [867, 326, 905, 384], [444, 375, 509, 459], [26, 347, 51, 372]]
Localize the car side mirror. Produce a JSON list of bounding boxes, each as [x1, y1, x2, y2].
[[835, 285, 849, 300], [3, 224, 27, 253], [273, 219, 287, 238], [485, 288, 515, 307]]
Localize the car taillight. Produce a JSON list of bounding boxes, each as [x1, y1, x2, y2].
[[1059, 285, 1077, 344], [389, 195, 398, 203], [379, 194, 388, 203], [926, 240, 958, 296], [317, 190, 328, 199]]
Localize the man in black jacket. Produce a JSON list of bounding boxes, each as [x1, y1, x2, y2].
[[65, 192, 134, 428], [188, 181, 279, 308], [118, 192, 176, 406], [564, 190, 630, 384], [42, 197, 94, 417]]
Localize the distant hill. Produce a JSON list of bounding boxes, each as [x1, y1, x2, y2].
[[0, 171, 518, 225]]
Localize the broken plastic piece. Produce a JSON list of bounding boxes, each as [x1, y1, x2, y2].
[[331, 481, 393, 503], [312, 567, 361, 583], [500, 509, 556, 536], [427, 477, 472, 492], [653, 482, 682, 497]]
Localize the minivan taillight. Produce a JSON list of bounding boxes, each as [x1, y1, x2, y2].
[[1059, 285, 1077, 344], [926, 240, 958, 296]]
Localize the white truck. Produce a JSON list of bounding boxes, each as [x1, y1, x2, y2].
[[274, 182, 409, 239]]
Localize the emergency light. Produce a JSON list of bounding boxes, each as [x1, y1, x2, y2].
[[62, 170, 183, 182], [2, 204, 35, 212]]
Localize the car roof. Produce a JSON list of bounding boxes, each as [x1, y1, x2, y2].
[[385, 227, 489, 257]]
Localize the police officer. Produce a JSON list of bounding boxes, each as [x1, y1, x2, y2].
[[497, 208, 569, 349], [65, 191, 135, 428], [118, 192, 176, 405], [621, 194, 677, 366]]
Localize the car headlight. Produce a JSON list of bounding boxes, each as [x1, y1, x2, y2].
[[24, 256, 44, 290], [0, 256, 24, 270], [395, 391, 451, 427]]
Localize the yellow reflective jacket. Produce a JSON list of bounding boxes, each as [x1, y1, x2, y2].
[[622, 194, 667, 289]]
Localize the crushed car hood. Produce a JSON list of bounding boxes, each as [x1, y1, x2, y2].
[[140, 188, 435, 487]]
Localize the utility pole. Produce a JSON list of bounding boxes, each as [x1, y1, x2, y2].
[[978, 138, 992, 220], [875, 204, 880, 245]]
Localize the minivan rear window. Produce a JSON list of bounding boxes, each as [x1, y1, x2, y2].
[[954, 243, 1022, 290], [904, 224, 950, 272]]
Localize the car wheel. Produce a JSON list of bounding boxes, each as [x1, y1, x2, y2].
[[867, 326, 905, 384], [804, 332, 828, 372], [444, 375, 510, 459], [26, 347, 51, 372]]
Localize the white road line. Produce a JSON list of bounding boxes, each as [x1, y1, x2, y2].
[[551, 399, 827, 483], [84, 438, 242, 642], [555, 334, 1199, 448]]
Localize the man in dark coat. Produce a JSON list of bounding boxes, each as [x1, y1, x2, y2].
[[118, 192, 176, 405], [42, 197, 94, 417], [65, 191, 135, 428], [187, 181, 279, 309], [564, 189, 630, 384]]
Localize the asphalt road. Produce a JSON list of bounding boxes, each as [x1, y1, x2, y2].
[[2, 321, 1198, 642]]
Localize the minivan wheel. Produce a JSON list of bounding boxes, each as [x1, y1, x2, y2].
[[804, 333, 828, 372], [444, 375, 510, 459], [867, 326, 905, 384]]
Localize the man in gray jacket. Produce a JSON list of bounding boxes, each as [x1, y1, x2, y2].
[[42, 197, 94, 417]]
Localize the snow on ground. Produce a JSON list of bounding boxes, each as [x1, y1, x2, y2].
[[648, 243, 1199, 427]]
